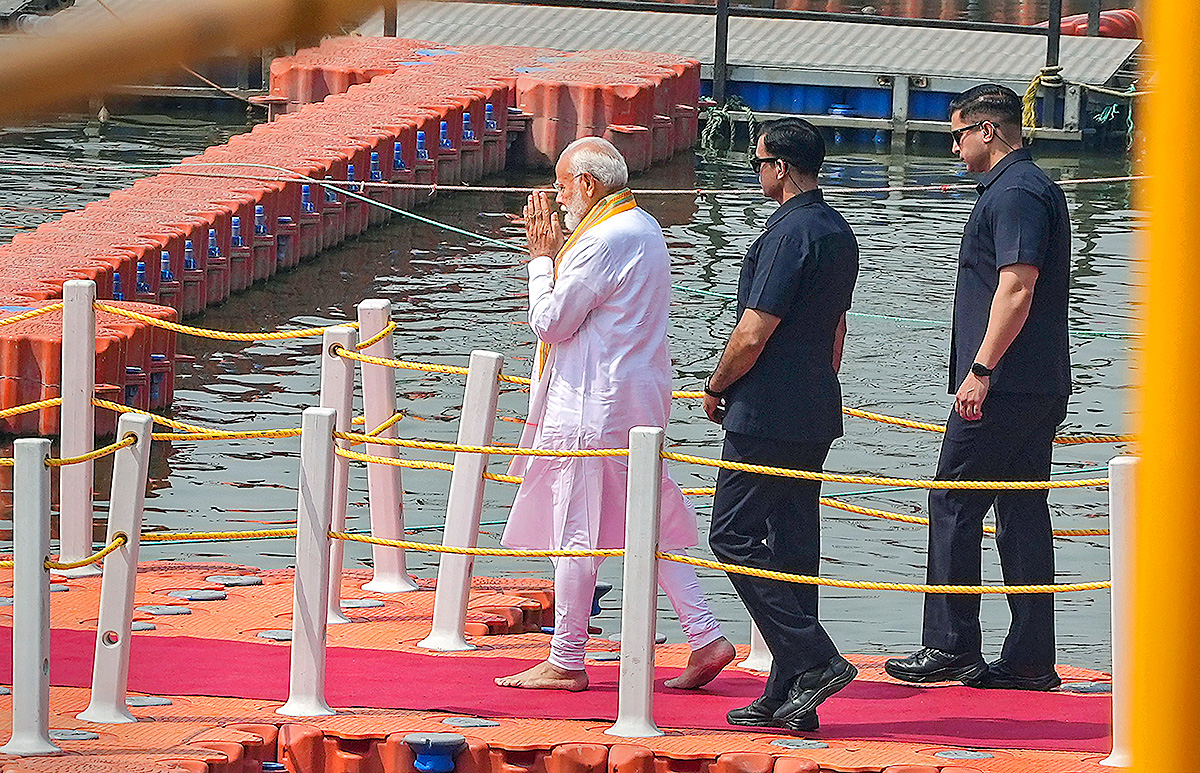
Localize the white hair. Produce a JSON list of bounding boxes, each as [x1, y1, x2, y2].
[[562, 137, 628, 190]]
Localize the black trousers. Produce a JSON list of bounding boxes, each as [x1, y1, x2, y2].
[[709, 431, 839, 701], [922, 391, 1068, 673]]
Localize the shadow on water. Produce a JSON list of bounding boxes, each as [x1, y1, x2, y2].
[[0, 113, 1137, 669]]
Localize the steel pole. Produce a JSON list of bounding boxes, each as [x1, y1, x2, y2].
[[713, 0, 729, 107], [1043, 0, 1063, 128], [384, 1, 397, 36]]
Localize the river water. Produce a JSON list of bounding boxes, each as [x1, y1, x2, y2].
[[0, 113, 1136, 672]]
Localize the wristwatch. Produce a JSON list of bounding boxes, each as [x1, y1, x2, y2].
[[703, 378, 725, 398], [970, 362, 993, 378]]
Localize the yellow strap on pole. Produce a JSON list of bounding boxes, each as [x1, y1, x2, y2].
[[1134, 3, 1200, 768]]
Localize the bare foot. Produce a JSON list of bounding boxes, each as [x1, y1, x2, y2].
[[495, 660, 589, 691], [665, 637, 737, 689]]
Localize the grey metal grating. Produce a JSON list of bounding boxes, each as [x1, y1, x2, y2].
[[379, 1, 1139, 86]]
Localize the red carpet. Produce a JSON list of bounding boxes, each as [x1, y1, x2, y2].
[[1, 628, 1109, 753]]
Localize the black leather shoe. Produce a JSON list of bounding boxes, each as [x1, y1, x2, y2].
[[962, 659, 1061, 691], [726, 696, 784, 727], [772, 654, 857, 723], [884, 647, 986, 684]]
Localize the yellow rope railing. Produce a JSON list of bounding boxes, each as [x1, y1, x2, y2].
[[0, 397, 62, 420], [655, 551, 1109, 594], [46, 434, 137, 467], [323, 531, 1107, 594], [94, 398, 305, 441], [142, 528, 297, 541], [151, 428, 304, 441], [662, 451, 1107, 491], [0, 530, 1114, 592], [355, 322, 397, 351], [363, 411, 405, 438], [678, 393, 1130, 444], [322, 347, 1131, 444], [94, 302, 357, 341], [817, 496, 1109, 537], [841, 406, 947, 433], [93, 398, 213, 433], [1055, 433, 1137, 446], [328, 530, 622, 558], [334, 434, 1104, 490], [334, 346, 471, 376], [44, 533, 128, 570], [0, 303, 63, 329], [0, 398, 67, 466], [333, 432, 628, 458]]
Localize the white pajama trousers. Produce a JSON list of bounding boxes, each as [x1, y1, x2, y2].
[[547, 551, 724, 671]]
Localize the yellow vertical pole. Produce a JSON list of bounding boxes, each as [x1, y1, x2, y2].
[[1134, 1, 1200, 770]]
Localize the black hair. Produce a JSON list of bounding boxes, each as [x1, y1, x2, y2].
[[948, 84, 1022, 131], [759, 117, 824, 176]]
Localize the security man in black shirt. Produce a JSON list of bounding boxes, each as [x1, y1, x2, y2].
[[886, 84, 1071, 691], [703, 118, 859, 730]]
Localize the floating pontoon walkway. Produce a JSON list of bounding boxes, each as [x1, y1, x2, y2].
[[365, 1, 1142, 139], [0, 562, 1114, 773]]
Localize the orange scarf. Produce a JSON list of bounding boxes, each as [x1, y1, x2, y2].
[[536, 188, 637, 376]]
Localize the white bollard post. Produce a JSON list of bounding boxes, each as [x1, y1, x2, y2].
[[1, 439, 60, 755], [355, 299, 418, 593], [58, 279, 100, 577], [77, 413, 152, 724], [418, 351, 503, 652], [278, 407, 338, 717], [738, 618, 773, 673], [606, 426, 664, 739], [321, 327, 356, 625], [1101, 455, 1137, 768]]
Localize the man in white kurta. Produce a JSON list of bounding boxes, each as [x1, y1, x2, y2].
[[496, 137, 734, 691]]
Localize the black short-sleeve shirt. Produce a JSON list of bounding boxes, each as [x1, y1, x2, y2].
[[723, 189, 859, 443], [951, 148, 1071, 396]]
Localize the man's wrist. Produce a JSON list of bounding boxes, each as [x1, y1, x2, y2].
[[970, 362, 993, 378], [703, 378, 725, 398]]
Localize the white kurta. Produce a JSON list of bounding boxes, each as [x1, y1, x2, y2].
[[501, 206, 699, 552]]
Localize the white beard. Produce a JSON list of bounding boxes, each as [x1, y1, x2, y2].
[[563, 208, 583, 231]]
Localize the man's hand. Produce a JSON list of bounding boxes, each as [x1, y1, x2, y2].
[[524, 190, 565, 260], [703, 393, 725, 424], [955, 372, 989, 421]]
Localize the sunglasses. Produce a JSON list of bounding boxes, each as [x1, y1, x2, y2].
[[950, 120, 987, 144], [749, 155, 781, 172]]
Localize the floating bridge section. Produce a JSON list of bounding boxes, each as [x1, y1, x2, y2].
[[372, 1, 1141, 141], [0, 38, 700, 436]]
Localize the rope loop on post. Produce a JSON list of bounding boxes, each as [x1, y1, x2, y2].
[[1040, 64, 1066, 89], [1023, 65, 1066, 129], [44, 532, 128, 570], [355, 321, 397, 351], [46, 434, 137, 467]]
